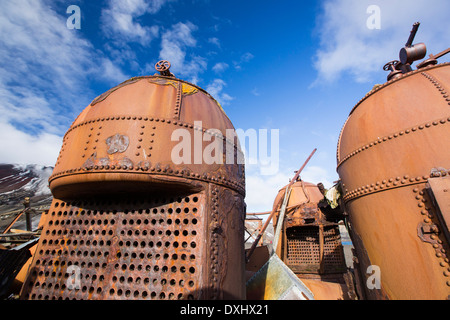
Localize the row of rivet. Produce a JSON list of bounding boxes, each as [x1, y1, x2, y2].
[[348, 62, 450, 116], [412, 187, 450, 286], [343, 174, 430, 202], [49, 164, 245, 196], [135, 125, 156, 157], [63, 115, 243, 153], [337, 116, 450, 169], [174, 81, 182, 119], [210, 187, 220, 299], [336, 114, 352, 164], [81, 126, 103, 159], [421, 71, 450, 106]]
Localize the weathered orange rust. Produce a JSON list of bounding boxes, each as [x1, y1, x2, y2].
[[271, 180, 351, 300], [337, 62, 450, 299], [20, 64, 246, 300]]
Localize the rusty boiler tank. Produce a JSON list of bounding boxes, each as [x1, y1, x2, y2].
[[271, 179, 352, 300], [337, 23, 450, 299], [20, 61, 246, 300]]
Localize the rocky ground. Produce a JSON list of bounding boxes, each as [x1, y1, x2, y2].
[[0, 164, 53, 232]]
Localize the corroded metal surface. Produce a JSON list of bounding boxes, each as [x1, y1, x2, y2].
[[272, 181, 324, 229], [49, 74, 245, 199], [20, 62, 246, 300], [269, 180, 352, 299], [271, 181, 346, 274], [337, 63, 450, 299], [246, 255, 314, 300], [285, 226, 346, 274]]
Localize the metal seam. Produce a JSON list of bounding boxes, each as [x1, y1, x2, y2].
[[343, 175, 428, 202], [421, 71, 450, 105], [412, 186, 450, 283], [337, 116, 450, 169], [348, 62, 450, 116], [48, 169, 245, 196], [63, 115, 242, 153], [174, 81, 182, 119], [209, 186, 219, 299], [336, 114, 352, 164]]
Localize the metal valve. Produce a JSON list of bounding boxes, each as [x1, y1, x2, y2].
[[155, 60, 174, 77]]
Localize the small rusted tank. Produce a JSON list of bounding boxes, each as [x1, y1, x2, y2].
[[20, 61, 246, 300], [337, 28, 450, 300], [271, 180, 351, 300]]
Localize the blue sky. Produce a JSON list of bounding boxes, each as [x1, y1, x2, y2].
[[0, 0, 449, 213]]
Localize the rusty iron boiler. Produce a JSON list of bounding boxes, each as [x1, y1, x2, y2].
[[20, 61, 246, 300], [271, 180, 351, 300], [337, 46, 450, 299]]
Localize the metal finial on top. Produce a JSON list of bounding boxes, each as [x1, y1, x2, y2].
[[155, 60, 174, 77]]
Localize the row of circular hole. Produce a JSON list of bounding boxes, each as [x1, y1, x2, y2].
[[47, 216, 198, 227], [44, 228, 196, 241], [35, 252, 197, 269], [36, 249, 197, 267], [53, 196, 200, 208], [50, 205, 198, 217], [120, 228, 196, 237], [121, 217, 197, 225], [29, 292, 196, 300], [117, 240, 197, 249], [45, 228, 114, 237], [109, 289, 195, 300]]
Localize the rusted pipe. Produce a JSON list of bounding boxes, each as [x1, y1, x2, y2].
[[245, 149, 317, 262]]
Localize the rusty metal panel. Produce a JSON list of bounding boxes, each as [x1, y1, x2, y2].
[[246, 255, 314, 300], [427, 175, 450, 233], [20, 62, 246, 300], [337, 62, 450, 299], [21, 193, 206, 300], [286, 226, 346, 274]]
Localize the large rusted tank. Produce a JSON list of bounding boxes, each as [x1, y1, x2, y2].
[[20, 61, 246, 300], [337, 28, 450, 299], [271, 180, 352, 300]]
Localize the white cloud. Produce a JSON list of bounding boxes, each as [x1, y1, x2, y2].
[[101, 0, 168, 45], [0, 121, 61, 166], [208, 37, 221, 48], [313, 0, 450, 84], [233, 52, 254, 70], [212, 62, 229, 73], [100, 58, 130, 84], [0, 0, 128, 166], [245, 164, 334, 214], [206, 79, 234, 106], [159, 22, 207, 82], [251, 87, 260, 96]]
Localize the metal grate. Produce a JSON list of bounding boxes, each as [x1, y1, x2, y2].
[[21, 193, 205, 300], [286, 226, 345, 273]]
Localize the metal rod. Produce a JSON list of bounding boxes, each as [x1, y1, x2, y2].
[[245, 148, 317, 262], [405, 22, 420, 47], [0, 232, 38, 238], [2, 209, 26, 234]]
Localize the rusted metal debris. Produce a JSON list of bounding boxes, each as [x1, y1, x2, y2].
[[337, 23, 450, 299], [246, 149, 317, 262], [20, 61, 246, 300]]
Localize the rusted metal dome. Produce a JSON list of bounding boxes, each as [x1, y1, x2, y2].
[[271, 180, 349, 300], [337, 60, 450, 299], [21, 61, 246, 300], [49, 61, 244, 199]]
